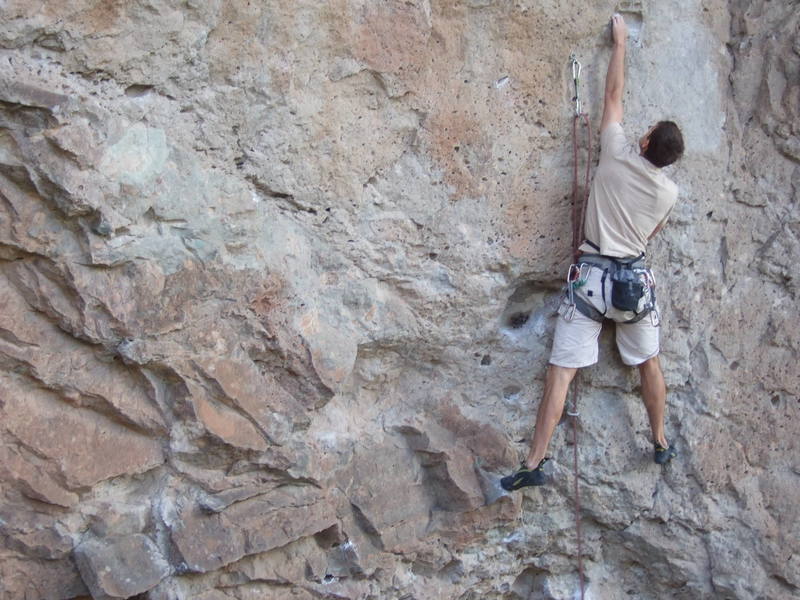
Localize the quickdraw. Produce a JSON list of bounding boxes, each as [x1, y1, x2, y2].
[[570, 56, 592, 265], [570, 54, 582, 116]]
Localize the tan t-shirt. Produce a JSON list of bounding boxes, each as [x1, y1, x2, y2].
[[579, 122, 678, 258]]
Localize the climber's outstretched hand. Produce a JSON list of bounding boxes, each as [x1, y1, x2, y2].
[[611, 13, 627, 47]]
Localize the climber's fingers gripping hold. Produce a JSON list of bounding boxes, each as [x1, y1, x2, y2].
[[611, 14, 628, 46]]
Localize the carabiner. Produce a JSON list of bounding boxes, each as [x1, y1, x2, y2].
[[650, 306, 661, 327], [564, 302, 577, 322], [567, 263, 581, 283], [570, 54, 582, 115]]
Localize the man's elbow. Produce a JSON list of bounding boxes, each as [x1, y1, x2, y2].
[[604, 91, 623, 106]]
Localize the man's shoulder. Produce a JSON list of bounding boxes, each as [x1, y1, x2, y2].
[[600, 122, 627, 156], [653, 173, 679, 209], [600, 121, 625, 137], [659, 172, 679, 196]]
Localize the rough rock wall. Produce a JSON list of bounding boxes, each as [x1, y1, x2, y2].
[[0, 1, 798, 599]]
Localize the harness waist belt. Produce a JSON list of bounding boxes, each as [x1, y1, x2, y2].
[[577, 253, 646, 270], [581, 240, 646, 267]]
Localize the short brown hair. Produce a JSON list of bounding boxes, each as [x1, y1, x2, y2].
[[644, 121, 684, 168]]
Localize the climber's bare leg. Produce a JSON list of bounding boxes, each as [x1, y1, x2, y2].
[[525, 365, 578, 468]]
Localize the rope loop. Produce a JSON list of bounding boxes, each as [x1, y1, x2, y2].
[[571, 113, 592, 264]]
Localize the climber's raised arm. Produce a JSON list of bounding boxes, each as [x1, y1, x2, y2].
[[600, 14, 627, 132]]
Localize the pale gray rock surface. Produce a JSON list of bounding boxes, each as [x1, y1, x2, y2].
[[0, 1, 798, 599]]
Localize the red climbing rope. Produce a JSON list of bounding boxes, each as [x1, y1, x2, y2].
[[569, 376, 586, 600], [570, 63, 592, 599], [572, 113, 592, 264]]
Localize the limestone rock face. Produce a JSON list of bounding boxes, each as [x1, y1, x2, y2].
[[0, 1, 798, 599]]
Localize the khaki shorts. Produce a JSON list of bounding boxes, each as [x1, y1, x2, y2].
[[549, 264, 660, 368]]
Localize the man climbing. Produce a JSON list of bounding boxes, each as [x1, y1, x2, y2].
[[502, 14, 685, 491]]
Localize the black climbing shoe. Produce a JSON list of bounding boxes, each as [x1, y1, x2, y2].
[[654, 443, 677, 465], [500, 458, 549, 491]]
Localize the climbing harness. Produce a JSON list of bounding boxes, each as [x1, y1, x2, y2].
[[568, 249, 659, 325], [568, 53, 587, 600]]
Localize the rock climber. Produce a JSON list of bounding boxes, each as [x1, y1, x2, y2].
[[502, 14, 685, 491]]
